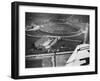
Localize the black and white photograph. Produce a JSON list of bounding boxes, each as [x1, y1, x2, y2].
[[11, 1, 97, 79], [25, 13, 90, 68]]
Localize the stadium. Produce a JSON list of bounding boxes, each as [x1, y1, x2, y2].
[[25, 12, 89, 68]]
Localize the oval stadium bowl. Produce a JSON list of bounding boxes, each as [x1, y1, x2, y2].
[[40, 22, 81, 36]]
